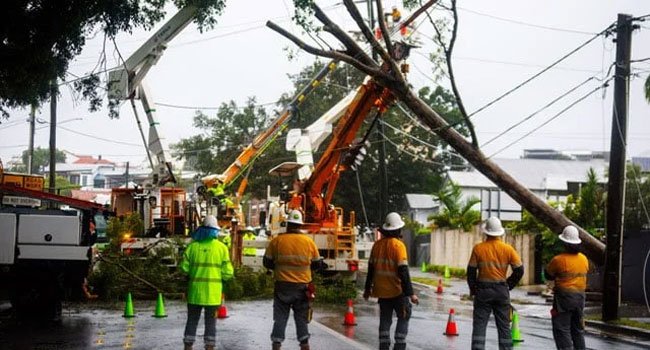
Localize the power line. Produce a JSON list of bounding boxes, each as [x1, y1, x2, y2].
[[467, 22, 615, 119], [481, 76, 598, 147], [488, 78, 612, 158], [456, 5, 598, 35], [57, 125, 143, 147]]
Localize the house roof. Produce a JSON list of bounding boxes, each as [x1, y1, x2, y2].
[[71, 155, 114, 165], [405, 193, 438, 209], [448, 158, 607, 191]]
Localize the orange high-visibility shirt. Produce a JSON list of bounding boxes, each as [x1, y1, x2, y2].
[[264, 233, 320, 284], [369, 237, 408, 298], [468, 237, 522, 283], [546, 252, 589, 293]]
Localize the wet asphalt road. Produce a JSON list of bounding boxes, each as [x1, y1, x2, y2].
[[1, 269, 648, 350], [1, 292, 649, 350]]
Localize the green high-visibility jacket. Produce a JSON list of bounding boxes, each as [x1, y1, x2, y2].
[[243, 232, 257, 256], [180, 238, 234, 306]]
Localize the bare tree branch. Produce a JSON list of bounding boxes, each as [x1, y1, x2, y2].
[[427, 0, 479, 148], [313, 4, 376, 68], [341, 0, 406, 87], [374, 0, 394, 58], [402, 0, 441, 28], [266, 21, 388, 79]]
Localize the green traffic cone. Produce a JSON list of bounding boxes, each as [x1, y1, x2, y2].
[[511, 311, 524, 343], [421, 262, 427, 272], [444, 265, 451, 279], [153, 292, 168, 318], [123, 292, 135, 318]]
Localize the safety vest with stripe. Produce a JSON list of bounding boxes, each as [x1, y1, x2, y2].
[[546, 252, 589, 293], [265, 233, 320, 284], [369, 237, 408, 298], [180, 238, 234, 305], [468, 237, 522, 283]]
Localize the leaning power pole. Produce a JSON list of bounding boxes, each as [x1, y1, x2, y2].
[[602, 13, 633, 322]]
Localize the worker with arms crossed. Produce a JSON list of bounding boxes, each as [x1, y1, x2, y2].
[[467, 216, 524, 350], [545, 225, 589, 350], [263, 209, 325, 350], [180, 215, 234, 350], [363, 212, 419, 350]]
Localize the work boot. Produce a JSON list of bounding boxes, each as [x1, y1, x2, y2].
[[299, 343, 310, 350], [183, 344, 193, 350], [205, 345, 215, 350], [272, 342, 282, 350], [393, 343, 406, 350]]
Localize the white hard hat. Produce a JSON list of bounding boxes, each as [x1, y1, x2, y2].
[[482, 217, 505, 236], [382, 212, 405, 231], [244, 226, 255, 232], [287, 210, 304, 225], [203, 215, 219, 229], [559, 225, 581, 244]]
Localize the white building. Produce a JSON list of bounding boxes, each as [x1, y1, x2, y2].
[[447, 158, 608, 221]]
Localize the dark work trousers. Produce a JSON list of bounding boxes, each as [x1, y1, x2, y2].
[[183, 304, 218, 346], [471, 283, 512, 350], [378, 296, 412, 350], [271, 281, 310, 345], [551, 291, 586, 350]]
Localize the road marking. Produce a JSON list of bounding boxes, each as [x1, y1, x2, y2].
[[311, 320, 372, 350]]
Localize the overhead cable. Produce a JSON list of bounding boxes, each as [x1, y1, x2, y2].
[[481, 76, 598, 147], [456, 6, 598, 35], [488, 78, 613, 158], [467, 22, 615, 119]]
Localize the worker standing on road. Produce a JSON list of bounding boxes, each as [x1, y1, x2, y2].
[[546, 225, 589, 350], [242, 226, 257, 257], [180, 215, 234, 350], [363, 212, 419, 350], [264, 209, 324, 350], [467, 216, 524, 350]]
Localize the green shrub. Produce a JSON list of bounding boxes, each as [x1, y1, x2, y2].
[[313, 274, 358, 305], [224, 266, 274, 300], [421, 264, 466, 278]]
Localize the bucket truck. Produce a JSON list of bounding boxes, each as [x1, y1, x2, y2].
[[107, 6, 199, 248]]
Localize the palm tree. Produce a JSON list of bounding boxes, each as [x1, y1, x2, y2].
[[429, 181, 481, 232]]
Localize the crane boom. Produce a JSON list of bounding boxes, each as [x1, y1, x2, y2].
[[200, 61, 339, 190]]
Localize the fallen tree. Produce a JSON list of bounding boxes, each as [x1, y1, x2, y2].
[[272, 0, 606, 264]]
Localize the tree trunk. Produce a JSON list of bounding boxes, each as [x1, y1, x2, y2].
[[392, 83, 605, 264]]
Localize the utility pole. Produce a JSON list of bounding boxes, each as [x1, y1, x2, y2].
[[603, 13, 633, 322], [49, 81, 57, 194], [27, 104, 36, 174]]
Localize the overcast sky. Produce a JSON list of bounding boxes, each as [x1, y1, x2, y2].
[[1, 0, 649, 169]]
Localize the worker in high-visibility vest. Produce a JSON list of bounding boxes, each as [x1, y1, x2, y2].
[[363, 212, 419, 350], [180, 215, 234, 350], [263, 210, 324, 350], [467, 217, 524, 350], [242, 226, 257, 257], [546, 225, 589, 350]]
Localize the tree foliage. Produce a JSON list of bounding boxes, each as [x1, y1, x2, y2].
[[562, 168, 605, 237], [8, 147, 66, 174], [625, 163, 650, 231], [0, 0, 226, 118], [428, 180, 480, 232]]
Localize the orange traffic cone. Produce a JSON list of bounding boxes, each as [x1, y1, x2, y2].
[[436, 279, 444, 294], [443, 308, 459, 336], [343, 299, 357, 326], [217, 293, 229, 319]]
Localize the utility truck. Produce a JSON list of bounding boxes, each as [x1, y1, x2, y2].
[[0, 160, 109, 320]]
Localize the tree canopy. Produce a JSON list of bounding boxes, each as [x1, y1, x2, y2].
[[8, 147, 66, 174], [0, 0, 225, 118]]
